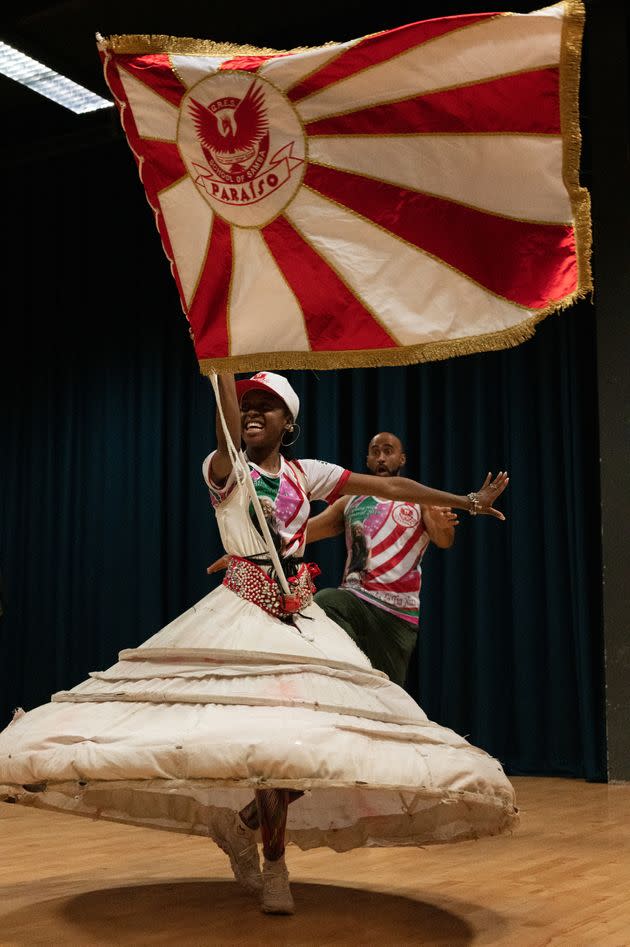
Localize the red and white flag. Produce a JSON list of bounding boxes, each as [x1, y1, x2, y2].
[[99, 1, 591, 372]]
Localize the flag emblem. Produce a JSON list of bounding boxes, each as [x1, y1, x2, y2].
[[180, 74, 305, 225]]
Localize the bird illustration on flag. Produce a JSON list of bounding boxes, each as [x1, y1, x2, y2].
[[98, 1, 591, 374], [189, 81, 269, 172]]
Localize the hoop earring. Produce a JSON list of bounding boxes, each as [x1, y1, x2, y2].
[[281, 423, 301, 447]]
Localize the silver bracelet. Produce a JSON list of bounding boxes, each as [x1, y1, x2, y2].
[[467, 492, 480, 516]]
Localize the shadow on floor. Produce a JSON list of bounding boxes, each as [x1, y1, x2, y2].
[[0, 878, 498, 945]]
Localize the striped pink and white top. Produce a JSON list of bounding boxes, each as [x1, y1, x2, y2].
[[341, 495, 430, 625]]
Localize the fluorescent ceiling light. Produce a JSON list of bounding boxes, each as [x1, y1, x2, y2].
[[0, 40, 113, 114]]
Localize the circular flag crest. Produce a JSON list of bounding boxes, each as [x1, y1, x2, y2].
[[393, 504, 420, 528], [177, 72, 306, 228]]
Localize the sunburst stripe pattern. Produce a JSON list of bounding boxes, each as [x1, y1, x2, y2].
[[304, 162, 577, 308], [189, 215, 233, 358], [293, 9, 564, 123], [284, 186, 532, 346], [287, 12, 496, 102], [228, 228, 310, 355], [97, 2, 590, 371], [307, 134, 571, 223], [116, 53, 187, 107], [262, 216, 398, 352], [305, 67, 561, 136]]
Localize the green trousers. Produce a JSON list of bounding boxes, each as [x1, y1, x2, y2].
[[314, 587, 418, 687]]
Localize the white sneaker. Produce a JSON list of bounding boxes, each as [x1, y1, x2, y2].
[[211, 809, 262, 894], [261, 856, 295, 915]]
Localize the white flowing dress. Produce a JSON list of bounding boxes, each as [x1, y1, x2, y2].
[[0, 455, 517, 851]]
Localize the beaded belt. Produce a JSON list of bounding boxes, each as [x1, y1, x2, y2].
[[223, 555, 321, 619]]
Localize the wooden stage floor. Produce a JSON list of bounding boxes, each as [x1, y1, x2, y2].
[[1, 777, 628, 946]]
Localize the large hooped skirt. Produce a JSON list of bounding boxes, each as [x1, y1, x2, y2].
[[0, 585, 517, 851]]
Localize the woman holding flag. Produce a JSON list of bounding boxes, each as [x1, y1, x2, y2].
[[177, 368, 511, 913], [0, 367, 514, 916], [0, 0, 597, 920]]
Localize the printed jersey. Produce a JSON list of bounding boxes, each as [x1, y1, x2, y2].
[[341, 496, 430, 625], [203, 453, 350, 559]]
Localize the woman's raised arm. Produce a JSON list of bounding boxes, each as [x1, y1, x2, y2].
[[210, 373, 242, 486]]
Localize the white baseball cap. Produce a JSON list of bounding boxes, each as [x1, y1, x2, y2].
[[235, 372, 300, 422]]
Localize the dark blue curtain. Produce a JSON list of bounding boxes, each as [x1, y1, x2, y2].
[[0, 136, 605, 779]]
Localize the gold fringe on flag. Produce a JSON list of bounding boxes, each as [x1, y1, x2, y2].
[[197, 312, 545, 374], [560, 0, 593, 298], [96, 33, 334, 57]]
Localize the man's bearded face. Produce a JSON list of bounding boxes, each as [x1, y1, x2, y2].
[[366, 433, 406, 477]]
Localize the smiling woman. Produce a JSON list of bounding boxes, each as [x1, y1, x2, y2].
[[212, 373, 301, 485], [0, 369, 514, 917], [241, 389, 294, 446]]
